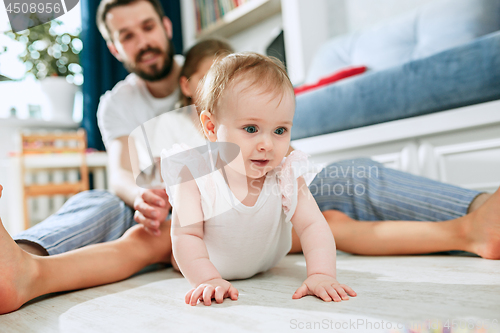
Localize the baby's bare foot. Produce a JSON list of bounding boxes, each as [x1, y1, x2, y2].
[[464, 188, 500, 259], [0, 187, 39, 314]]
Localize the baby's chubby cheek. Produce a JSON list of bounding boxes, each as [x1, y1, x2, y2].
[[214, 125, 229, 142], [212, 125, 245, 173], [215, 125, 246, 156]]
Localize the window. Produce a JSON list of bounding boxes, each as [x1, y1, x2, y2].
[[0, 3, 83, 121]]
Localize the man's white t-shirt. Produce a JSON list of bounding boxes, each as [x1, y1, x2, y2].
[[98, 55, 183, 147], [97, 55, 206, 171]]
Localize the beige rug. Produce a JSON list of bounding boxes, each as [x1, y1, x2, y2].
[[1, 253, 499, 332]]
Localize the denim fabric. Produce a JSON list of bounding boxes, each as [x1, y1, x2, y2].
[[292, 31, 500, 140], [310, 158, 480, 221], [14, 190, 136, 255], [13, 160, 480, 255]]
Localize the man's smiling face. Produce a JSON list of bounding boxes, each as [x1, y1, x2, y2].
[[105, 1, 174, 81]]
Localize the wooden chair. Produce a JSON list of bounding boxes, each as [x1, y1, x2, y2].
[[20, 129, 89, 230]]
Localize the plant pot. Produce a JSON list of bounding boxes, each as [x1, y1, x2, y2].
[[40, 77, 79, 122]]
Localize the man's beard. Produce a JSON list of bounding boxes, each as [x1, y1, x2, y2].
[[125, 38, 175, 82]]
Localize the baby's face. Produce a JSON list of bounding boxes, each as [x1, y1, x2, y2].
[[213, 81, 295, 179]]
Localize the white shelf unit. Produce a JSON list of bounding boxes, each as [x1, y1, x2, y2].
[[195, 0, 281, 39], [181, 0, 282, 51]]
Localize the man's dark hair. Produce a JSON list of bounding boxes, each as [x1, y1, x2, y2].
[[96, 0, 165, 43]]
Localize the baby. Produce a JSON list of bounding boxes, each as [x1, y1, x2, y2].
[[161, 52, 356, 306]]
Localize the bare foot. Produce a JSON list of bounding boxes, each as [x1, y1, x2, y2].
[[464, 188, 500, 259], [0, 187, 40, 314]]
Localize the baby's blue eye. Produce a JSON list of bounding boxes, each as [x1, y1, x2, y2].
[[244, 126, 257, 133], [275, 127, 286, 135]]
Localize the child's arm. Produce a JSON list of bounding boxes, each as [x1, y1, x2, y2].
[[290, 177, 357, 302], [171, 176, 238, 306]]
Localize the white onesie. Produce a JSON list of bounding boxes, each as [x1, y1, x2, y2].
[[161, 144, 322, 280]]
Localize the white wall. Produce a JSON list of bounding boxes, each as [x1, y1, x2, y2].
[[323, 0, 436, 39], [342, 0, 435, 34], [228, 14, 282, 54], [282, 0, 329, 84], [0, 159, 11, 234], [325, 0, 349, 38]]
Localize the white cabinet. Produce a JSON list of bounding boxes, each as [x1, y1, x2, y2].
[[417, 124, 500, 192], [371, 142, 420, 175], [292, 100, 500, 193]]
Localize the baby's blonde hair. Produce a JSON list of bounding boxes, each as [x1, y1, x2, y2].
[[196, 52, 294, 117]]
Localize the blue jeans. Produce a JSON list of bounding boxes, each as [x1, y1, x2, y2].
[[311, 158, 478, 221], [14, 158, 480, 255], [15, 191, 136, 255]]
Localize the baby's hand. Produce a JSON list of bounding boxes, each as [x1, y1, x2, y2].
[[292, 274, 356, 302], [185, 278, 239, 306]]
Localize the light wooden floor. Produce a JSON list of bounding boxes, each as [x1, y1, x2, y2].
[[1, 253, 500, 333]]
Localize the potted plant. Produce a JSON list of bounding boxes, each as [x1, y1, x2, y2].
[[5, 20, 83, 121]]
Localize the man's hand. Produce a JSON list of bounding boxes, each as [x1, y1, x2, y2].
[[133, 188, 171, 235], [185, 278, 239, 306], [292, 273, 356, 302]]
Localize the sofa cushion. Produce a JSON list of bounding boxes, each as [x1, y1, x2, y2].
[[306, 0, 500, 84], [291, 31, 500, 140]]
